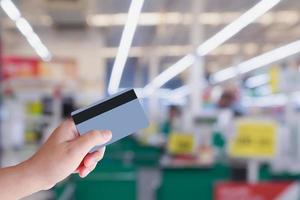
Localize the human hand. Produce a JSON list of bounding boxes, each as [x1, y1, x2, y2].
[[24, 119, 112, 190]]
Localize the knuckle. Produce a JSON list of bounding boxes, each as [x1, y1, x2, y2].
[[59, 119, 73, 132], [62, 119, 71, 127], [65, 143, 77, 157]]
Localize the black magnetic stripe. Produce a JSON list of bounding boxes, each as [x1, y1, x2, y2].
[[72, 89, 137, 124]]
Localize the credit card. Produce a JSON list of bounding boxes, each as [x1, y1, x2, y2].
[[71, 89, 149, 150]]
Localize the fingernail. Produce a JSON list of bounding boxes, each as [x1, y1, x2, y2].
[[101, 130, 112, 140], [81, 168, 89, 178], [95, 155, 100, 162]]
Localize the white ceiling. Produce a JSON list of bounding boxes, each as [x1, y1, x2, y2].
[[1, 0, 300, 73]]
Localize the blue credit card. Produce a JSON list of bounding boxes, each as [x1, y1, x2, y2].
[[71, 89, 149, 150]]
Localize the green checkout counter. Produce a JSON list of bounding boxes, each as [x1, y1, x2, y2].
[[53, 137, 297, 200]]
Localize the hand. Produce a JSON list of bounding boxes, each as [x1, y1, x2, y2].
[[25, 119, 112, 190]]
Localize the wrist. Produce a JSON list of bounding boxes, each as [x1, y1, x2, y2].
[[0, 160, 50, 199], [17, 159, 52, 192]]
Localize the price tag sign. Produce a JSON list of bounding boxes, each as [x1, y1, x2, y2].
[[167, 132, 195, 155], [229, 119, 277, 158]]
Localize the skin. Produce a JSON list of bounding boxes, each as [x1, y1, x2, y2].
[[0, 119, 112, 200]]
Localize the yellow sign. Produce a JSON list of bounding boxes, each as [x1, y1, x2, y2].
[[269, 66, 279, 93], [229, 120, 277, 158], [167, 132, 195, 155], [26, 101, 43, 115]]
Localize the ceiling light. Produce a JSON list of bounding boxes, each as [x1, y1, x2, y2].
[[0, 0, 52, 61], [108, 0, 144, 94], [143, 0, 280, 93], [238, 40, 300, 74], [210, 67, 238, 84], [168, 85, 191, 100], [0, 0, 20, 21], [34, 43, 52, 61], [26, 32, 42, 47], [245, 73, 270, 88], [16, 18, 33, 37], [212, 40, 300, 83], [143, 54, 195, 95], [197, 0, 281, 56]]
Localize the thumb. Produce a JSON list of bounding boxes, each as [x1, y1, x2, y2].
[[73, 130, 112, 155]]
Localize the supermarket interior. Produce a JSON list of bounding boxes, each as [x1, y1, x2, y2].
[[1, 0, 300, 199]]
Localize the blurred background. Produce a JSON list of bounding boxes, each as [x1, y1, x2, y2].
[[1, 0, 300, 199]]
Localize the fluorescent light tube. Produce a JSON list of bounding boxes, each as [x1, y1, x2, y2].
[[0, 0, 52, 61], [197, 0, 281, 56], [211, 67, 238, 83], [26, 33, 51, 61], [143, 54, 195, 95], [108, 0, 144, 94], [0, 0, 20, 21], [16, 18, 33, 37], [34, 43, 52, 61], [143, 0, 280, 93], [212, 40, 300, 83], [169, 85, 191, 100], [26, 32, 42, 47], [238, 40, 300, 74], [245, 74, 270, 88]]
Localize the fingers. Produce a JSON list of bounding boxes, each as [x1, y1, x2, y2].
[[79, 168, 89, 178], [74, 147, 106, 177], [53, 119, 79, 142], [83, 147, 106, 167], [76, 165, 87, 177], [70, 132, 110, 178], [78, 163, 97, 178], [72, 130, 111, 157]]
